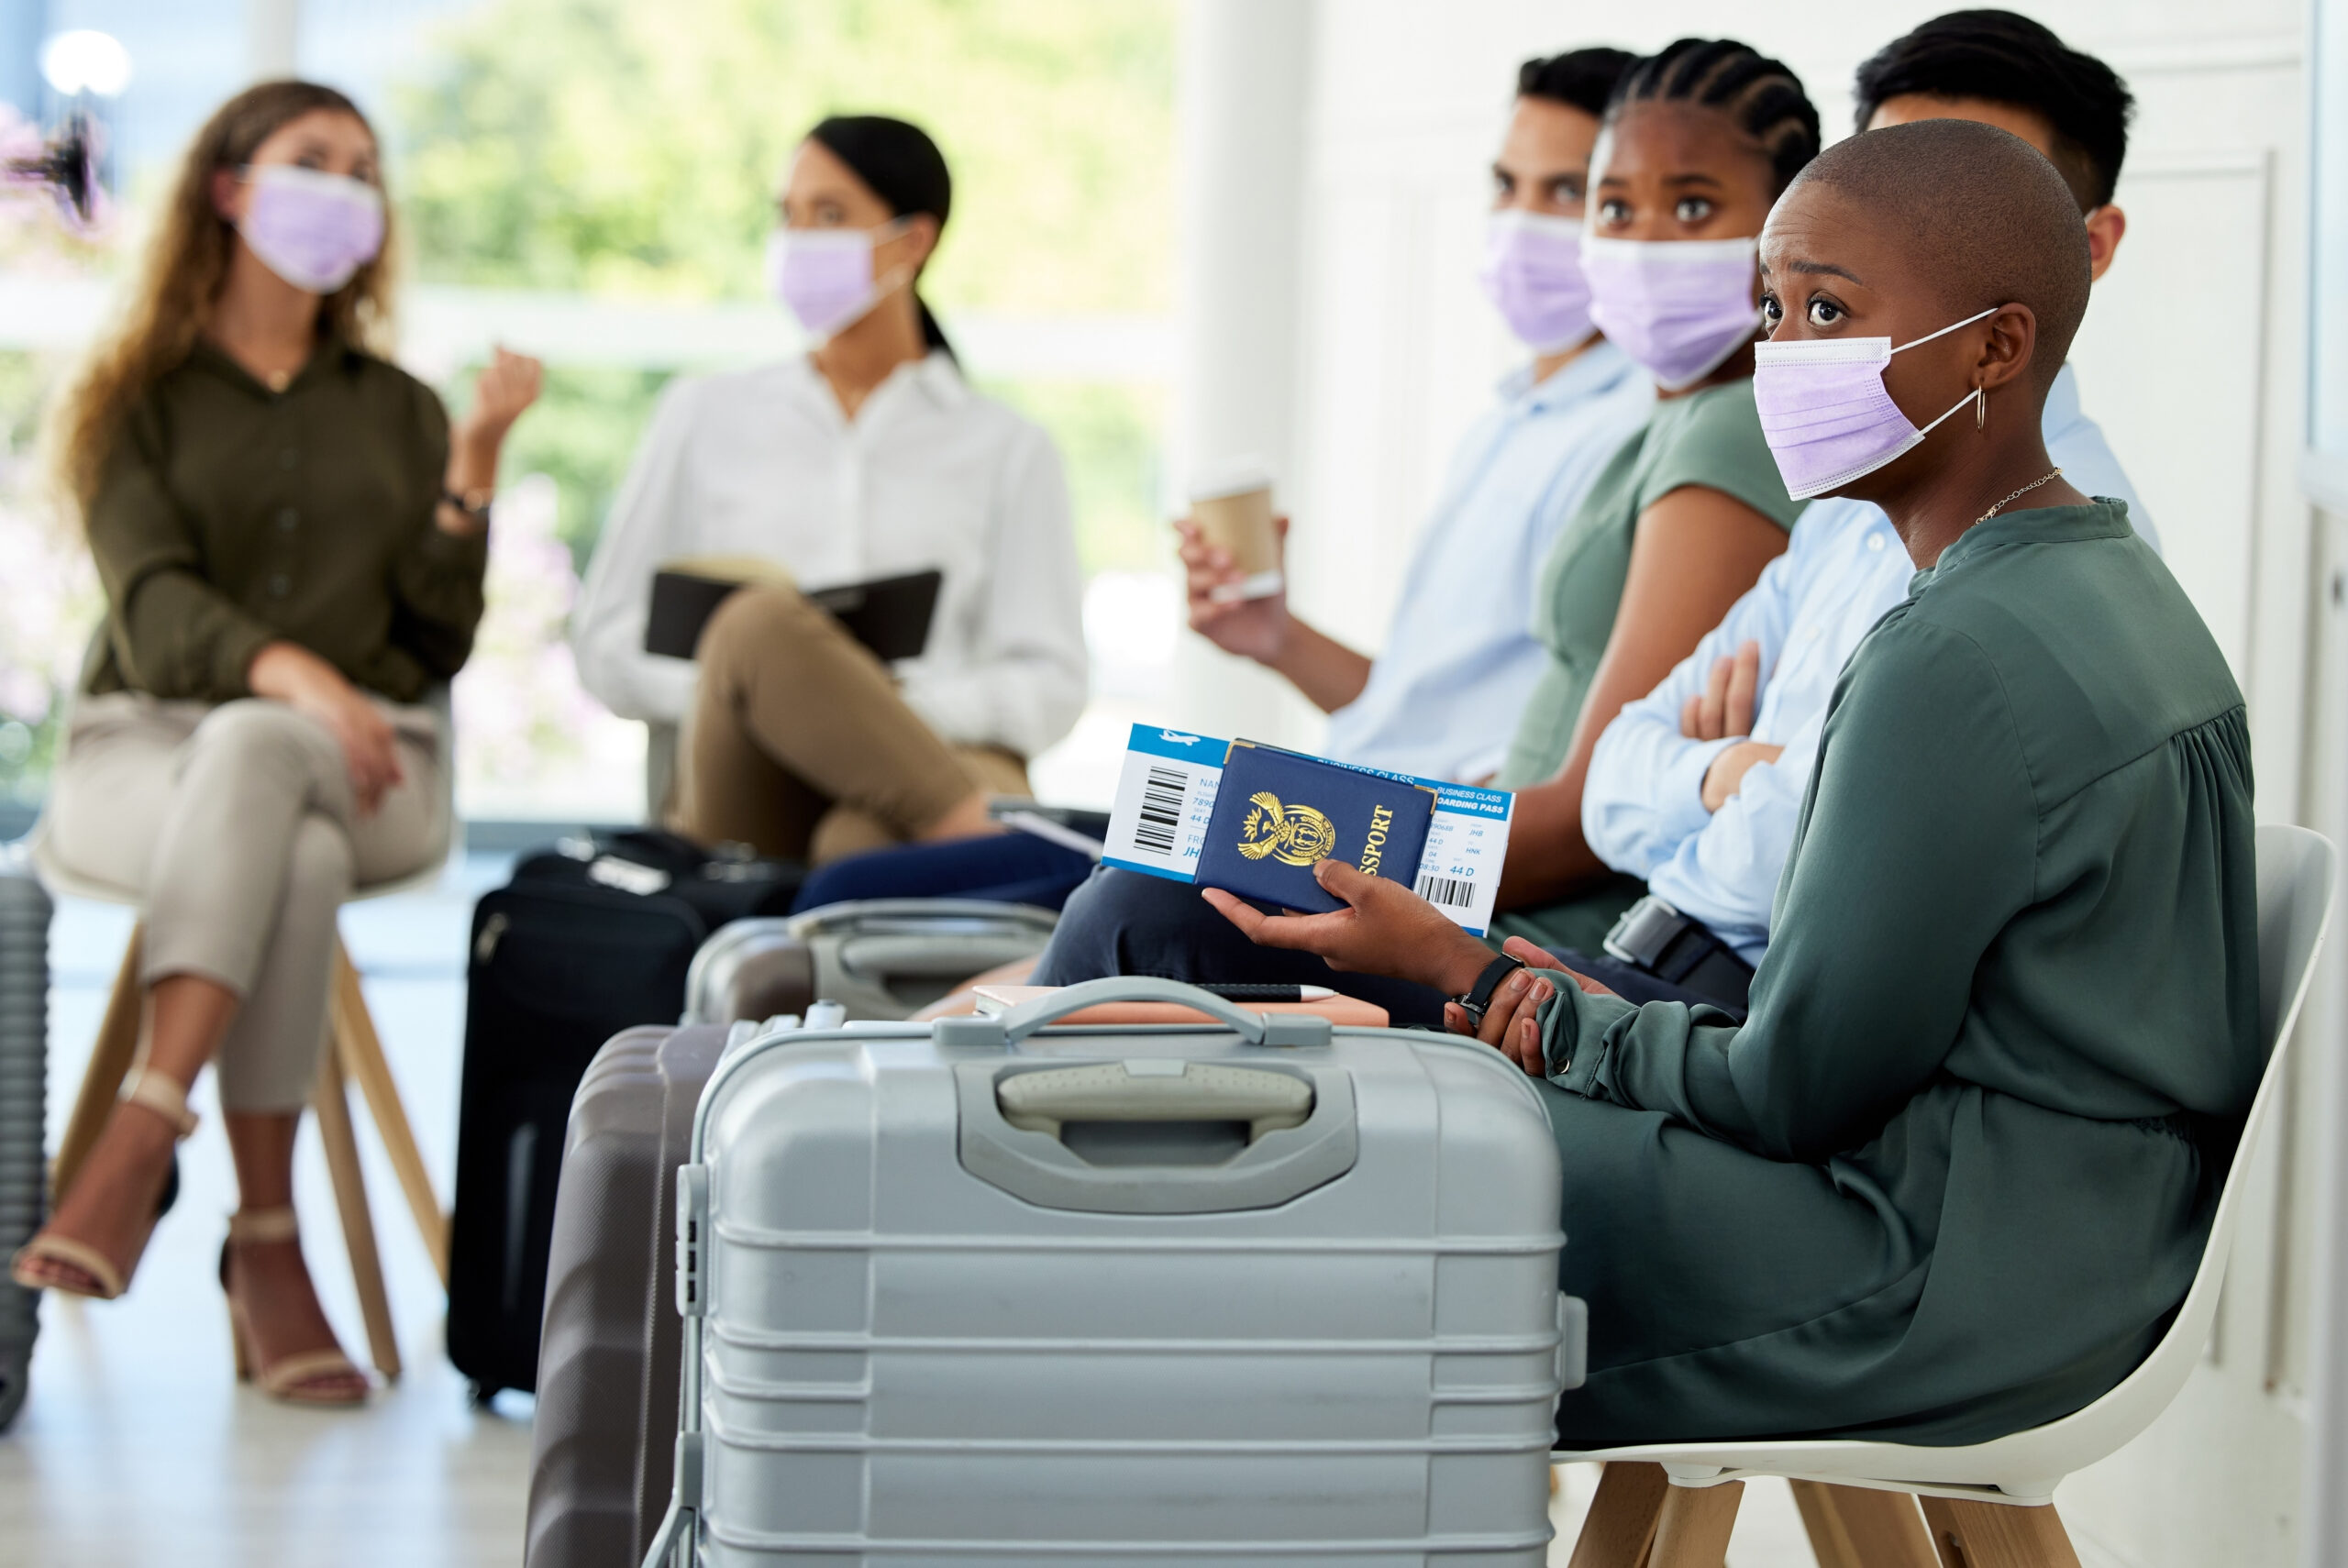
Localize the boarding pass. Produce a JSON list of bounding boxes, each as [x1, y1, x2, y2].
[[1102, 724, 1514, 936]]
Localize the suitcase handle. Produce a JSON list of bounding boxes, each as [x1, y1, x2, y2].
[[996, 1061, 1314, 1141], [939, 976, 1334, 1048]]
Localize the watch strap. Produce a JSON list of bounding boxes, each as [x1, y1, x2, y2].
[[1456, 952, 1527, 1023]]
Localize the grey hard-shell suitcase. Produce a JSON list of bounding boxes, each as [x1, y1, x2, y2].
[[0, 847, 52, 1430], [526, 1021, 729, 1568], [640, 977, 1582, 1567], [681, 900, 1059, 1025]]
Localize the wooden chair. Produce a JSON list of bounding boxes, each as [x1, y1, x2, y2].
[[30, 834, 452, 1384], [1556, 823, 2335, 1568]]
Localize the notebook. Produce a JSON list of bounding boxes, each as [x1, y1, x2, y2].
[[643, 558, 943, 663], [970, 986, 1390, 1028]]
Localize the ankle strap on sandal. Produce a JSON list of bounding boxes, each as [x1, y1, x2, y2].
[[227, 1207, 300, 1244], [119, 1069, 198, 1140]]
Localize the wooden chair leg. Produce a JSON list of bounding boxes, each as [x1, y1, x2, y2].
[[50, 928, 146, 1203], [1649, 1479, 1743, 1568], [1792, 1481, 1938, 1568], [1918, 1497, 2083, 1568], [314, 1040, 401, 1382], [330, 941, 449, 1286], [1567, 1461, 1672, 1568]]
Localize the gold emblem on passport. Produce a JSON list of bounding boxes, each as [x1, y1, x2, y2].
[[1237, 791, 1337, 866]]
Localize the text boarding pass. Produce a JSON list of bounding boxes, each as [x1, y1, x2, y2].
[[1102, 724, 1514, 936]]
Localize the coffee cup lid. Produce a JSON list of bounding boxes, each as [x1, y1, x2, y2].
[[1189, 455, 1274, 502]]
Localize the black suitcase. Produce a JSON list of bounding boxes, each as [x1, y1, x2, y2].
[[445, 833, 797, 1400], [0, 848, 50, 1431]]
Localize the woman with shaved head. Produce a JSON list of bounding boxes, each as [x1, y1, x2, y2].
[[1207, 118, 2256, 1453]]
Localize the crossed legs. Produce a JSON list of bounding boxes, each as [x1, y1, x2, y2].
[[672, 583, 1022, 863], [16, 694, 444, 1402]]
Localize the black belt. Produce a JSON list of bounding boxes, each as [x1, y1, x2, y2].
[[1602, 895, 1755, 1010]]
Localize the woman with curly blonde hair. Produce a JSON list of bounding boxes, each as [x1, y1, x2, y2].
[[12, 80, 539, 1405]]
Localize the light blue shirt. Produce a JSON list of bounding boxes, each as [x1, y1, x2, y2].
[[1581, 362, 2155, 964], [1324, 341, 1653, 781]]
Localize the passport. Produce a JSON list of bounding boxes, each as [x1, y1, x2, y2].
[[1196, 742, 1436, 914]]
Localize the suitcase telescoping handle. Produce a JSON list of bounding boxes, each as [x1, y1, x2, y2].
[[934, 976, 1335, 1049]]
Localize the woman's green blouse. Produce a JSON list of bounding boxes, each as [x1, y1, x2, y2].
[[1533, 501, 2261, 1447], [81, 338, 486, 703], [1496, 377, 1807, 790]]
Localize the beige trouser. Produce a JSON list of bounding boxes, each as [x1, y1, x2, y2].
[[45, 692, 449, 1111], [671, 582, 1028, 865]]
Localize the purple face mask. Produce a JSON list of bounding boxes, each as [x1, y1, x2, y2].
[[1580, 235, 1763, 391], [766, 220, 908, 339], [1478, 211, 1594, 353], [1752, 305, 1999, 499], [240, 164, 384, 294]]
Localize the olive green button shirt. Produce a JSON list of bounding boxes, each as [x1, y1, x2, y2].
[[1496, 378, 1807, 790], [81, 338, 486, 704], [1530, 500, 2258, 1447]]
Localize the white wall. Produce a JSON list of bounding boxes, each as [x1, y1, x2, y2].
[[1180, 2, 2327, 1562]]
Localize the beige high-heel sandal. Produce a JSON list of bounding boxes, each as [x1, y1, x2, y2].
[[8, 1068, 197, 1300], [219, 1207, 370, 1407]]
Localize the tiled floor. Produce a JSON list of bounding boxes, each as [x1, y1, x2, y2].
[[0, 853, 1819, 1565]]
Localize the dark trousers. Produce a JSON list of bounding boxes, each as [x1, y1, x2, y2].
[[1549, 949, 1749, 1020], [1032, 867, 1452, 1027], [790, 833, 1097, 915]]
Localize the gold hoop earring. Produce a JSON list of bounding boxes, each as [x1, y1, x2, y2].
[[1975, 387, 1986, 430]]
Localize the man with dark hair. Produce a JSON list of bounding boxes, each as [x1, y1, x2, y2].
[[1855, 8, 2133, 273], [1515, 45, 1636, 119], [1574, 12, 2159, 1009], [1178, 46, 1650, 785]]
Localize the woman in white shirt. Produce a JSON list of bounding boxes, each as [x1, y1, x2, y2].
[[573, 116, 1086, 863]]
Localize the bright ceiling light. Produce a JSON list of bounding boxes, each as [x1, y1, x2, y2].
[[40, 30, 133, 99]]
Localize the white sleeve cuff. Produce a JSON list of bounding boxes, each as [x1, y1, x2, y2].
[[1655, 735, 1735, 842]]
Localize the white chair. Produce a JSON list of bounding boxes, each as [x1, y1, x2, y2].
[[1554, 822, 2336, 1568], [27, 714, 459, 1384]]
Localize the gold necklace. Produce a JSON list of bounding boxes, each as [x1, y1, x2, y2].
[[1977, 468, 2062, 525]]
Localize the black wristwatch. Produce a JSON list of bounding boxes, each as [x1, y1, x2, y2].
[[1452, 953, 1527, 1029], [439, 485, 493, 525]]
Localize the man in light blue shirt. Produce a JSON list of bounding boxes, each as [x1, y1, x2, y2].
[[1586, 364, 2154, 965], [1573, 15, 2160, 1010], [1180, 48, 1651, 783], [1322, 345, 1651, 778]]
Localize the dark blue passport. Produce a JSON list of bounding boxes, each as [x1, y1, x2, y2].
[[1197, 741, 1437, 913]]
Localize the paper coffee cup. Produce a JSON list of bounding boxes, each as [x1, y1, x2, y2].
[[1189, 457, 1283, 602]]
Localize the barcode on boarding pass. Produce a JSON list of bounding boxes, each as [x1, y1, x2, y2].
[[1414, 873, 1476, 909], [1103, 723, 1225, 880], [1134, 765, 1191, 857]]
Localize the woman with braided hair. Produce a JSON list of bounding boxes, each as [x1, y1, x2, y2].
[[1481, 37, 1820, 956], [1036, 39, 1822, 1023]]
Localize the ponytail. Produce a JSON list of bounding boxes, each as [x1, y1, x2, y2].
[[914, 295, 953, 359], [806, 115, 957, 362]]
